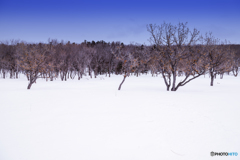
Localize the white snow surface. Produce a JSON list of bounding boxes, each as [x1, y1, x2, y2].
[[0, 74, 239, 160]]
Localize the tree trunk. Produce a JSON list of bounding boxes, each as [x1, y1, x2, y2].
[[210, 73, 214, 86], [118, 75, 127, 90], [50, 72, 53, 81], [77, 71, 81, 80], [88, 66, 92, 78], [64, 72, 67, 81], [60, 72, 64, 81], [94, 69, 97, 78], [161, 72, 171, 91], [232, 67, 238, 77], [166, 85, 170, 91], [108, 68, 111, 77], [27, 82, 33, 89], [10, 70, 13, 79], [27, 74, 30, 81], [27, 75, 37, 89], [171, 71, 177, 91], [3, 71, 5, 79]]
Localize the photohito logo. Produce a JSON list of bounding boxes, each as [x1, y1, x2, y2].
[[210, 151, 238, 156]]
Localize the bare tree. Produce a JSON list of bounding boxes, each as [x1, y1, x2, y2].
[[147, 22, 205, 91], [203, 33, 234, 86], [114, 44, 139, 90], [17, 43, 52, 89]]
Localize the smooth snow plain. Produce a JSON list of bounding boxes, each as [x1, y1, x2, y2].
[[0, 73, 239, 160]]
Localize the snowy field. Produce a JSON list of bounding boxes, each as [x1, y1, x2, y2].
[[0, 74, 239, 160]]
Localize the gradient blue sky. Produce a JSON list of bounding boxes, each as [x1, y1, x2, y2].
[[0, 0, 240, 44]]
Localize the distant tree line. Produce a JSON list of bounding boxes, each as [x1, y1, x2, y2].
[[0, 22, 239, 91]]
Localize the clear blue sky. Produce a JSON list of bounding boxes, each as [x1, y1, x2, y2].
[[0, 0, 239, 44]]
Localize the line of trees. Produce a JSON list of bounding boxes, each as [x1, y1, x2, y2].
[[0, 22, 239, 91]]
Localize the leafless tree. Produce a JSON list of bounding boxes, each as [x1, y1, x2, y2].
[[203, 33, 234, 86], [17, 43, 52, 89], [147, 22, 206, 91], [113, 44, 139, 90]]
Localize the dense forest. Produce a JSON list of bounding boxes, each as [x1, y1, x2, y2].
[[0, 22, 240, 91]]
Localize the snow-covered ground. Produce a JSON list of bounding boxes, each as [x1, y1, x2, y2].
[[0, 74, 239, 160]]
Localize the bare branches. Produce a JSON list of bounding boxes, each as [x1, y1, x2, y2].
[[16, 42, 53, 89], [147, 22, 204, 91], [0, 34, 238, 91]]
